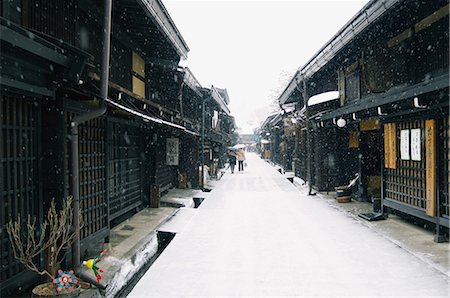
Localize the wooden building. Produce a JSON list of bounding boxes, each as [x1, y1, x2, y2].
[[0, 0, 237, 293], [199, 86, 237, 177], [274, 0, 449, 241]]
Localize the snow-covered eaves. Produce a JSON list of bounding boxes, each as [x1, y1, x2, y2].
[[279, 0, 399, 105], [319, 72, 449, 120], [281, 103, 296, 113], [299, 0, 397, 79], [228, 115, 236, 128], [260, 113, 278, 130], [308, 91, 339, 107], [210, 86, 231, 115], [138, 0, 189, 59], [182, 67, 202, 97], [278, 73, 303, 106], [215, 88, 230, 105], [269, 113, 283, 126], [105, 98, 199, 136]]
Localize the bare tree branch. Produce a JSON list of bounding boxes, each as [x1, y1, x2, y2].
[[6, 196, 80, 280]]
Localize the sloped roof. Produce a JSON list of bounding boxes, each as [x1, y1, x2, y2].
[[278, 0, 399, 105], [210, 86, 231, 115], [215, 88, 230, 105], [182, 67, 202, 97], [112, 0, 189, 61]]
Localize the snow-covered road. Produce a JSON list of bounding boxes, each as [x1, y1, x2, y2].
[[129, 153, 449, 297]]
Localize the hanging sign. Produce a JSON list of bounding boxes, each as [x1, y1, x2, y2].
[[348, 131, 359, 148], [360, 118, 380, 131], [425, 120, 436, 217], [400, 129, 410, 160], [166, 138, 179, 165], [384, 123, 397, 169], [411, 128, 421, 161]]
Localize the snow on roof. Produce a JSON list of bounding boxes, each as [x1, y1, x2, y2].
[[308, 91, 339, 106], [282, 103, 296, 113]]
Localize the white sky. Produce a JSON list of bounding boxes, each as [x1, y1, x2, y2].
[[163, 0, 369, 134]]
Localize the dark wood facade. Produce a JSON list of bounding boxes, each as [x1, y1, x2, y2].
[[0, 0, 237, 294], [270, 0, 449, 241]]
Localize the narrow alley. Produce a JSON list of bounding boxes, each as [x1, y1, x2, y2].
[[128, 153, 449, 297]]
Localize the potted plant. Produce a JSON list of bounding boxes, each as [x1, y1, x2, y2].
[[6, 196, 82, 296]]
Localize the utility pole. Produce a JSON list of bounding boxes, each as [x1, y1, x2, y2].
[[200, 94, 205, 191], [302, 75, 314, 196]]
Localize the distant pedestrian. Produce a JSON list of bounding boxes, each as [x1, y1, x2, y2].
[[228, 150, 237, 173], [236, 149, 246, 172]]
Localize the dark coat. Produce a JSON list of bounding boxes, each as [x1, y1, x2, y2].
[[228, 154, 237, 165]]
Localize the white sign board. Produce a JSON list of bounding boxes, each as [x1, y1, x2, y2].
[[166, 138, 179, 165], [411, 128, 421, 161], [400, 129, 410, 160]]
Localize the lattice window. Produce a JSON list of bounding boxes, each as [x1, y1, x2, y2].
[[1, 96, 41, 282], [65, 111, 107, 240], [78, 118, 107, 238], [108, 119, 142, 221], [385, 120, 427, 209], [442, 116, 449, 218]]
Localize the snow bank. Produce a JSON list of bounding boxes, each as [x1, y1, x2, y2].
[[105, 234, 159, 297]]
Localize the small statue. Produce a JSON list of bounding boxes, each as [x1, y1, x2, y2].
[[83, 249, 107, 282]]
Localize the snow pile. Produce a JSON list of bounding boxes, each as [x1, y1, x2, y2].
[[105, 234, 159, 297], [308, 90, 339, 106], [161, 197, 195, 208]]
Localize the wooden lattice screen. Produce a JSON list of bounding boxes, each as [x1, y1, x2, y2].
[[1, 96, 41, 282], [385, 120, 427, 209], [294, 128, 307, 181], [108, 118, 143, 221], [78, 117, 107, 239], [442, 116, 449, 218], [65, 110, 107, 240], [155, 147, 176, 193]]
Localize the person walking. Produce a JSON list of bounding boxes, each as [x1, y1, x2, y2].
[[236, 148, 246, 172], [227, 150, 237, 174]]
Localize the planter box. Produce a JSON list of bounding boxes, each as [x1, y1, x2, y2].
[[336, 196, 351, 203], [335, 186, 352, 197]]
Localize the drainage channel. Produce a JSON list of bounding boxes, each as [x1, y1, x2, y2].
[[114, 231, 175, 297], [160, 197, 205, 209]]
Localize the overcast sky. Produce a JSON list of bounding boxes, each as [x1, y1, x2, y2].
[[163, 0, 369, 134]]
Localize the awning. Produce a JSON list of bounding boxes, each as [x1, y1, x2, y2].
[[105, 98, 199, 136], [308, 91, 339, 106], [319, 73, 449, 121]]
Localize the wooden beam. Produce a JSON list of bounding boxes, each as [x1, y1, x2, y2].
[[415, 4, 449, 33]]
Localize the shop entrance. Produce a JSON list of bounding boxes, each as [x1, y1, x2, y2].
[[357, 129, 382, 202]]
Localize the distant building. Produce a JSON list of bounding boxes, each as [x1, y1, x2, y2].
[[239, 134, 256, 145]]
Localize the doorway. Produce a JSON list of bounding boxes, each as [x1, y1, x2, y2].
[[358, 129, 382, 201]]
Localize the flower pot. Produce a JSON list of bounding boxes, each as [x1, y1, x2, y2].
[[336, 195, 351, 203], [335, 186, 352, 197]]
